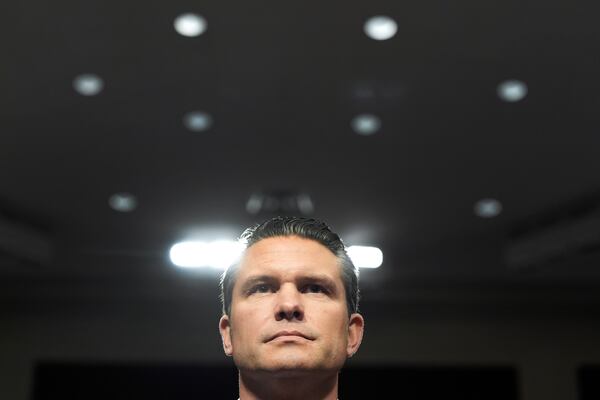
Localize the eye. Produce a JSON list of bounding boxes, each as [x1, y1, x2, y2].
[[249, 284, 272, 294], [304, 284, 327, 294]]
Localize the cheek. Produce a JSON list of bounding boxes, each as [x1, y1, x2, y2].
[[231, 306, 269, 345], [311, 306, 349, 340]]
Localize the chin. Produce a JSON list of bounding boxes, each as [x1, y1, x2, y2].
[[264, 354, 318, 373], [264, 364, 318, 378]]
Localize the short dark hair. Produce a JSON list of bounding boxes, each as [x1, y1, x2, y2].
[[219, 216, 360, 317]]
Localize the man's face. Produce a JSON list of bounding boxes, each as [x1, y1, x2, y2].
[[219, 236, 364, 376]]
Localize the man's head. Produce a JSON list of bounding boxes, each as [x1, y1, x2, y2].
[[218, 216, 364, 377], [220, 216, 360, 317]]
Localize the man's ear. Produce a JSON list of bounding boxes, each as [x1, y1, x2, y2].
[[219, 314, 233, 356], [346, 313, 364, 358]]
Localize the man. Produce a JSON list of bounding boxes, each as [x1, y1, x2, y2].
[[219, 216, 365, 400]]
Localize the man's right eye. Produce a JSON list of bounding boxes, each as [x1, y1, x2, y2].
[[249, 284, 271, 294]]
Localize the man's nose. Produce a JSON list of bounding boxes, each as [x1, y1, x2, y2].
[[274, 284, 304, 321]]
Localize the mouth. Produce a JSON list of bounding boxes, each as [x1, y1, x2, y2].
[[267, 330, 314, 342]]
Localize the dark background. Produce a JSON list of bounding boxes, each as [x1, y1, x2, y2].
[[33, 363, 519, 400], [2, 1, 600, 400]]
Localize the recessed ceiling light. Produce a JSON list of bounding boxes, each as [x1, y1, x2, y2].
[[183, 111, 213, 132], [297, 194, 315, 215], [174, 13, 207, 37], [351, 114, 381, 135], [108, 193, 137, 212], [245, 193, 264, 215], [497, 79, 527, 102], [474, 198, 502, 218], [73, 74, 104, 96], [169, 240, 245, 269], [364, 16, 397, 41], [347, 246, 383, 269]]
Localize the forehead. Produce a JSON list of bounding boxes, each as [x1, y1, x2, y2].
[[236, 236, 342, 281]]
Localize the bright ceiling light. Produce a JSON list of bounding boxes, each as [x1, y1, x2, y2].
[[474, 198, 503, 218], [170, 240, 245, 269], [364, 16, 397, 41], [183, 111, 213, 132], [73, 74, 104, 96], [347, 246, 383, 269], [174, 13, 207, 37], [108, 193, 137, 212], [351, 114, 381, 135], [497, 79, 527, 102]]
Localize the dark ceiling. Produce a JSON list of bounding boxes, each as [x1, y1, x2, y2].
[[2, 0, 600, 317]]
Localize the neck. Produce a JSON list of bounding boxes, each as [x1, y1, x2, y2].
[[238, 370, 339, 400]]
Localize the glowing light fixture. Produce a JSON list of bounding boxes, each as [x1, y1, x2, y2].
[[351, 113, 381, 135], [347, 246, 383, 269], [364, 16, 397, 41], [174, 13, 207, 37], [474, 198, 503, 218], [170, 240, 382, 270], [297, 194, 315, 215], [170, 240, 245, 269], [108, 193, 137, 212], [73, 74, 104, 96], [183, 111, 213, 132], [497, 79, 527, 102]]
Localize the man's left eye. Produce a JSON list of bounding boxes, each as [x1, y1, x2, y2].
[[304, 284, 326, 293]]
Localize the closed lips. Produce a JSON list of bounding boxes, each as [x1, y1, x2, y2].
[[268, 331, 314, 341]]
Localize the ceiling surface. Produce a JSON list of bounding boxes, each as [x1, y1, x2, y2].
[[2, 0, 600, 318]]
